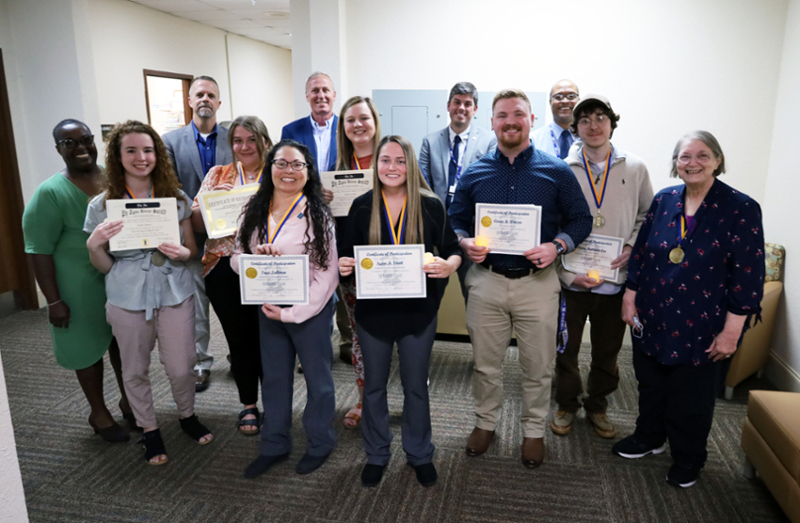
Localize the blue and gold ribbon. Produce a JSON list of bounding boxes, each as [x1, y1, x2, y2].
[[580, 149, 610, 212], [267, 193, 305, 244], [238, 161, 264, 185], [381, 191, 407, 245]]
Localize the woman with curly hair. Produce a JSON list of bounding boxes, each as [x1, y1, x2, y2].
[[232, 139, 339, 478], [191, 115, 272, 436], [84, 120, 213, 466]]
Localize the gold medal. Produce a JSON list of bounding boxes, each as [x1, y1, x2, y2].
[[594, 213, 606, 228], [669, 247, 684, 264], [151, 251, 166, 267], [361, 258, 373, 270], [245, 267, 258, 279]]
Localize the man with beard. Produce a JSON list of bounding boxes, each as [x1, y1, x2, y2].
[[281, 72, 339, 173], [163, 75, 233, 392], [449, 89, 592, 468], [532, 79, 580, 159]]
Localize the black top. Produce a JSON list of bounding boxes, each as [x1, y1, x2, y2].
[[340, 191, 461, 337]]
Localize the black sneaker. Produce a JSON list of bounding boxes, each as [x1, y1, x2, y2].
[[612, 434, 666, 459], [412, 462, 437, 487], [666, 462, 701, 488], [362, 464, 386, 487]]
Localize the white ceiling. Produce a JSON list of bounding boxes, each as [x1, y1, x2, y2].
[[130, 0, 292, 49]]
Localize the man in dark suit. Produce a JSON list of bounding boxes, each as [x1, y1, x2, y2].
[[163, 75, 233, 392], [280, 72, 338, 173], [419, 82, 496, 300]]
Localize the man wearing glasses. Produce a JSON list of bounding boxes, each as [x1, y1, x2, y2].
[[532, 80, 580, 159]]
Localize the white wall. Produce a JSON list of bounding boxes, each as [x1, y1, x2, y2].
[[344, 0, 787, 202], [763, 0, 800, 390]]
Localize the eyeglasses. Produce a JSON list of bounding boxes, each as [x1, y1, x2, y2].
[[577, 114, 609, 127], [552, 93, 579, 102], [677, 153, 715, 165], [57, 135, 94, 149], [272, 159, 308, 171]]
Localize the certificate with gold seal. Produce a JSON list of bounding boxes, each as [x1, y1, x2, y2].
[[475, 203, 541, 255], [563, 234, 624, 283], [199, 185, 259, 239], [320, 169, 373, 217], [107, 198, 180, 252], [238, 254, 309, 305], [354, 244, 426, 299]]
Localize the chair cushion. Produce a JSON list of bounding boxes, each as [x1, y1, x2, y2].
[[764, 243, 785, 282], [747, 390, 800, 483]]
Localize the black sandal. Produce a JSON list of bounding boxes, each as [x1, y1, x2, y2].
[[141, 429, 168, 466], [237, 407, 261, 436], [179, 414, 214, 445]]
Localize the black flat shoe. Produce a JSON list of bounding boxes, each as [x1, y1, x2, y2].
[[244, 453, 289, 478], [88, 416, 130, 443], [361, 464, 386, 487], [296, 452, 330, 474], [119, 400, 141, 432], [179, 414, 213, 445], [411, 462, 437, 487]]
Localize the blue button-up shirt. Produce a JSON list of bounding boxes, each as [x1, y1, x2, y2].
[[449, 143, 592, 270], [191, 121, 218, 176]]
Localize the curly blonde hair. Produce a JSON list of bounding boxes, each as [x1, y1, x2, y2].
[[102, 120, 185, 204]]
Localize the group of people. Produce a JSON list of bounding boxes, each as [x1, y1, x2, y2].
[[21, 72, 765, 490]]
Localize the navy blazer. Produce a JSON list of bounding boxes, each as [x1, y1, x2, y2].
[[163, 123, 233, 200], [280, 115, 339, 172]]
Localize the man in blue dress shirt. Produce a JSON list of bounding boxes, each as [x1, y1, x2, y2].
[[449, 89, 592, 468], [531, 79, 580, 159]]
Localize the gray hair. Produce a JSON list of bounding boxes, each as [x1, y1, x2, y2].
[[305, 72, 334, 92], [670, 130, 726, 178], [448, 82, 479, 105]]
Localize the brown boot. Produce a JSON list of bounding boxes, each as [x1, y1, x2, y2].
[[465, 427, 495, 457], [521, 437, 545, 468]]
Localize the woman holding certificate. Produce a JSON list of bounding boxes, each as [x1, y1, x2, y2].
[[191, 116, 272, 436], [338, 135, 461, 488], [615, 131, 764, 488], [233, 139, 339, 478], [84, 121, 214, 466], [333, 96, 382, 429]]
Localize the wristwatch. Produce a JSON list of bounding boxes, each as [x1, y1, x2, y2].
[[552, 241, 566, 255]]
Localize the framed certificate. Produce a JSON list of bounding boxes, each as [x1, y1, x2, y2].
[[562, 234, 625, 283], [475, 203, 541, 255], [198, 185, 259, 239], [239, 254, 310, 305], [107, 198, 180, 252], [354, 244, 426, 299], [320, 169, 373, 217]]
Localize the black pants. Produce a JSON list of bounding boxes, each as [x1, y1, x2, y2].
[[205, 257, 261, 405], [632, 348, 726, 468]]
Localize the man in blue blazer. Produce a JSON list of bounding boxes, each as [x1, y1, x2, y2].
[[281, 72, 338, 173], [419, 82, 496, 301], [163, 75, 233, 392]]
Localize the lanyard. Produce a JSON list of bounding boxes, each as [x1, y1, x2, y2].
[[381, 191, 407, 245], [124, 185, 153, 199], [580, 149, 611, 211], [549, 127, 561, 158], [266, 193, 304, 244], [238, 162, 263, 185], [679, 214, 696, 246], [353, 154, 372, 170]]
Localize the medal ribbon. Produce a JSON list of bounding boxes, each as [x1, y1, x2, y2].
[[124, 185, 154, 199], [353, 154, 373, 170], [381, 191, 407, 245], [580, 149, 611, 211], [238, 162, 263, 185], [267, 193, 305, 244], [678, 214, 697, 247]]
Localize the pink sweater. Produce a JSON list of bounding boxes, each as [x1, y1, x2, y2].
[[231, 203, 338, 324]]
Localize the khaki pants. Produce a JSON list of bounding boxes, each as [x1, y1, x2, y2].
[[465, 263, 560, 438], [106, 296, 196, 429]]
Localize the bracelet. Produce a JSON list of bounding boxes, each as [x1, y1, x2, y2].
[[47, 299, 63, 307]]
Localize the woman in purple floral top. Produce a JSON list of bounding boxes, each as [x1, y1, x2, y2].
[[612, 131, 765, 489]]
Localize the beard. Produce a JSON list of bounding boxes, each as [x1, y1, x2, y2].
[[196, 104, 214, 119], [498, 124, 526, 149]]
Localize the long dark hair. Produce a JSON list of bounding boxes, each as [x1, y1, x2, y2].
[[237, 140, 333, 269]]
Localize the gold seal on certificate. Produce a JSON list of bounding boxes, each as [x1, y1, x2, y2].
[[563, 234, 625, 283], [106, 198, 180, 253], [474, 203, 541, 255], [200, 185, 259, 239], [239, 254, 310, 305], [320, 169, 373, 217], [354, 244, 426, 299]]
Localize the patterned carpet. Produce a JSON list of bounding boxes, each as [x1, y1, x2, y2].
[[0, 308, 789, 523]]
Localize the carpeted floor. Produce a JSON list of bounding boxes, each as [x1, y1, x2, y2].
[[0, 308, 789, 523]]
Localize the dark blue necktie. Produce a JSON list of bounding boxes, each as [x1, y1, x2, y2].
[[446, 135, 462, 207], [558, 131, 572, 160]]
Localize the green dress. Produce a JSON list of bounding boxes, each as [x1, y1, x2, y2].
[[22, 173, 112, 370]]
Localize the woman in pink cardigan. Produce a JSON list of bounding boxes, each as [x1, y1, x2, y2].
[[232, 140, 339, 478]]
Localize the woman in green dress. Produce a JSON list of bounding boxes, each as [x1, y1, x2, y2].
[[21, 119, 132, 442]]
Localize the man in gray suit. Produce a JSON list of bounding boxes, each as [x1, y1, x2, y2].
[[163, 75, 233, 392], [419, 82, 496, 300]]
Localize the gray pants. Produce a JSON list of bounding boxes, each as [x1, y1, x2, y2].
[[357, 318, 437, 466], [188, 259, 212, 371]]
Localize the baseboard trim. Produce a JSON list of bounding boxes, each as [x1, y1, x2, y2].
[[764, 352, 800, 392]]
